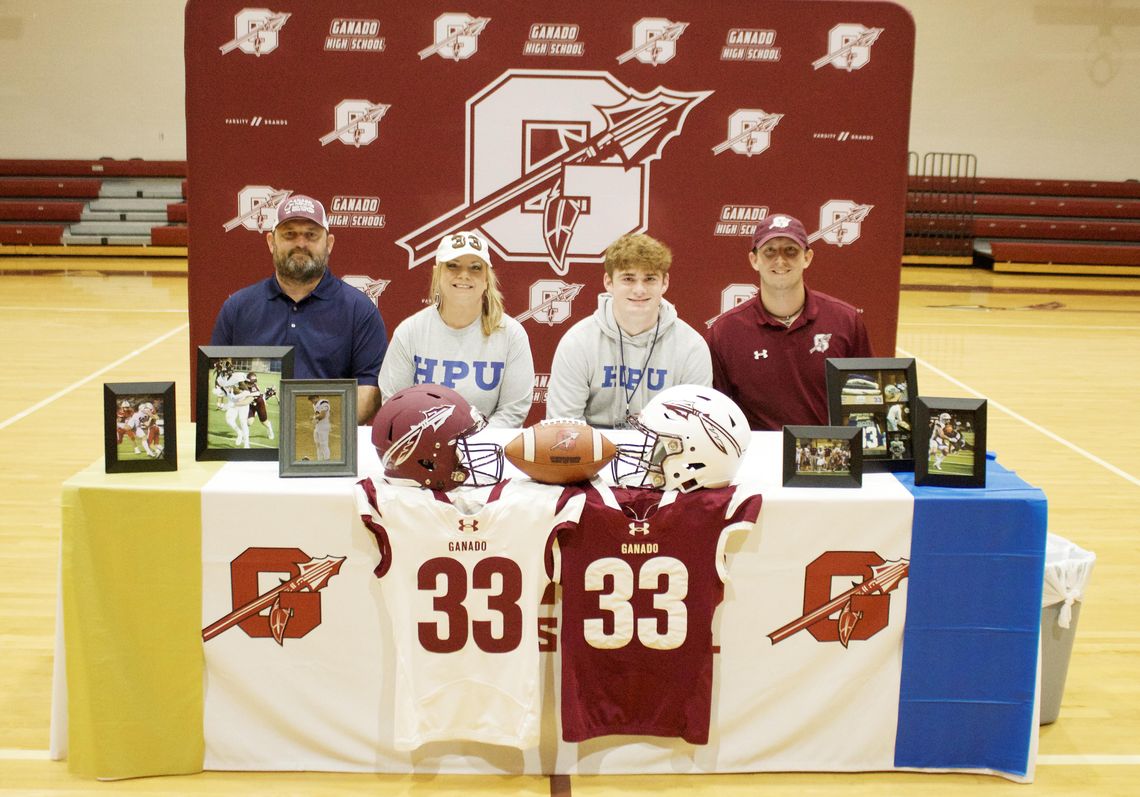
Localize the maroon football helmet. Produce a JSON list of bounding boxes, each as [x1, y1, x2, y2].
[[371, 384, 503, 490]]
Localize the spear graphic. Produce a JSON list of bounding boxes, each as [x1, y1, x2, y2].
[[513, 283, 584, 324], [711, 113, 784, 156], [219, 13, 291, 55], [616, 22, 689, 65], [222, 189, 292, 233], [811, 28, 883, 70], [768, 558, 909, 645], [202, 554, 345, 642], [807, 204, 874, 245], [418, 17, 491, 60], [396, 86, 711, 271], [319, 104, 391, 147]]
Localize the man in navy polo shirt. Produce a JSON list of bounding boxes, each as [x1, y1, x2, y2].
[[210, 194, 388, 423], [707, 213, 873, 430]]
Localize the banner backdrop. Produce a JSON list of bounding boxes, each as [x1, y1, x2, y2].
[[185, 1, 915, 421]]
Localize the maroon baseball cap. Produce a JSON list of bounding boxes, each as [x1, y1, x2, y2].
[[751, 213, 809, 250], [274, 194, 328, 231]]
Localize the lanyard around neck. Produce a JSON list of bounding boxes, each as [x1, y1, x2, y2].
[[618, 316, 661, 412]]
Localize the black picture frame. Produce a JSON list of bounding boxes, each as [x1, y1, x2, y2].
[[279, 379, 358, 478], [914, 397, 988, 487], [104, 382, 177, 473], [826, 357, 918, 473], [196, 346, 293, 461], [782, 425, 863, 488]]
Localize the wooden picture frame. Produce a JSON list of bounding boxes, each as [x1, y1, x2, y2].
[[104, 382, 177, 473], [279, 379, 358, 478], [782, 425, 862, 488], [915, 397, 988, 487], [195, 346, 293, 461], [826, 357, 918, 473]]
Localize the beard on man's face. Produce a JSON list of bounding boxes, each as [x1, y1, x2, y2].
[[273, 245, 328, 283]]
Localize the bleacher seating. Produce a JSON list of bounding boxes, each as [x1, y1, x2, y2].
[[4, 158, 1138, 275], [0, 159, 187, 251], [906, 171, 1140, 275]]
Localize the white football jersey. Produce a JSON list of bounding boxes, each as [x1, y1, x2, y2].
[[355, 478, 583, 750]]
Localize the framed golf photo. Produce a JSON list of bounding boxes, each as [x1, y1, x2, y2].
[[915, 397, 988, 487], [196, 346, 293, 461], [279, 379, 357, 478], [104, 382, 177, 473], [826, 357, 918, 472], [783, 425, 862, 488]]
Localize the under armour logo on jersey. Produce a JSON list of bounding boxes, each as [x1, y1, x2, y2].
[[754, 349, 768, 359], [809, 333, 833, 354], [457, 519, 480, 533], [628, 521, 650, 536]]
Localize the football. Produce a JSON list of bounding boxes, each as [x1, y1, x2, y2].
[[504, 419, 617, 485]]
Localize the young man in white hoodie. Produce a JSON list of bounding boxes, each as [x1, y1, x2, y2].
[[545, 233, 712, 429]]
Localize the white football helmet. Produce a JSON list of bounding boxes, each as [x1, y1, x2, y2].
[[612, 385, 751, 492]]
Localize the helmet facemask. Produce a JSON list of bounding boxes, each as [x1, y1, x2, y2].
[[610, 386, 750, 493]]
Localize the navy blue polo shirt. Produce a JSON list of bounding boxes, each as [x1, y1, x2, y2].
[[210, 270, 388, 385]]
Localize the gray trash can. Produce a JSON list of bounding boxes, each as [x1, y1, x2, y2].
[[1039, 534, 1095, 725]]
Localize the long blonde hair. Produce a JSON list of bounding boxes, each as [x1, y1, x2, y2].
[[429, 257, 505, 337]]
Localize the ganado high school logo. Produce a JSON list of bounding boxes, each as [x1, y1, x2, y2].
[[396, 70, 711, 276]]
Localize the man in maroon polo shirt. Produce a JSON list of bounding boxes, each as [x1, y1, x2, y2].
[[707, 213, 873, 430]]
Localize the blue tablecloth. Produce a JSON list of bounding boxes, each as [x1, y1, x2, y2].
[[895, 455, 1048, 776]]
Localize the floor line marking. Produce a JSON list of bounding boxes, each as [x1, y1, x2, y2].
[[0, 305, 187, 314], [902, 322, 1140, 331], [1037, 754, 1140, 765], [896, 346, 1140, 488], [2, 748, 1137, 766], [0, 323, 188, 433], [0, 749, 51, 760]]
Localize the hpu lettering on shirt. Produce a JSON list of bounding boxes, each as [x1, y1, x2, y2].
[[600, 365, 667, 391], [413, 356, 505, 390]]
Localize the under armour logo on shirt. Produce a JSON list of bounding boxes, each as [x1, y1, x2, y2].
[[628, 521, 650, 536], [754, 350, 768, 359], [457, 519, 479, 533]]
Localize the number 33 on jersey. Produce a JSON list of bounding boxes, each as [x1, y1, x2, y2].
[[355, 477, 584, 751], [552, 481, 762, 744]]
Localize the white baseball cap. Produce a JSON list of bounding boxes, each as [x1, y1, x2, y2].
[[435, 230, 492, 267]]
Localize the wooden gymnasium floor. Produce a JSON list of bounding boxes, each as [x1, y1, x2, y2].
[[1, 259, 1138, 795]]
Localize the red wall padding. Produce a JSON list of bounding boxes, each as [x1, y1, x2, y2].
[[0, 200, 85, 222], [0, 223, 65, 244], [0, 178, 103, 198], [910, 176, 1140, 199], [972, 217, 1140, 242], [152, 226, 189, 246], [0, 159, 187, 178], [909, 193, 1140, 219], [990, 241, 1140, 266]]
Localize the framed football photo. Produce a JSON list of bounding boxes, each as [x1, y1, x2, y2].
[[782, 425, 862, 488], [826, 357, 917, 473], [279, 379, 357, 478], [915, 397, 988, 487], [195, 346, 293, 461], [104, 382, 177, 473]]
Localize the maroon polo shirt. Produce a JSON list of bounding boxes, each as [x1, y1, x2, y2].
[[708, 286, 873, 430]]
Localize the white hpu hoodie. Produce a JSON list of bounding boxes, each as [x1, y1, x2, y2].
[[545, 294, 712, 429]]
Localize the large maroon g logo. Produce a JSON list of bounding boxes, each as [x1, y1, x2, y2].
[[202, 547, 345, 645], [768, 552, 909, 647]]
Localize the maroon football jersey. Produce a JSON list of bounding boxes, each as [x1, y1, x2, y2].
[[554, 482, 762, 744]]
